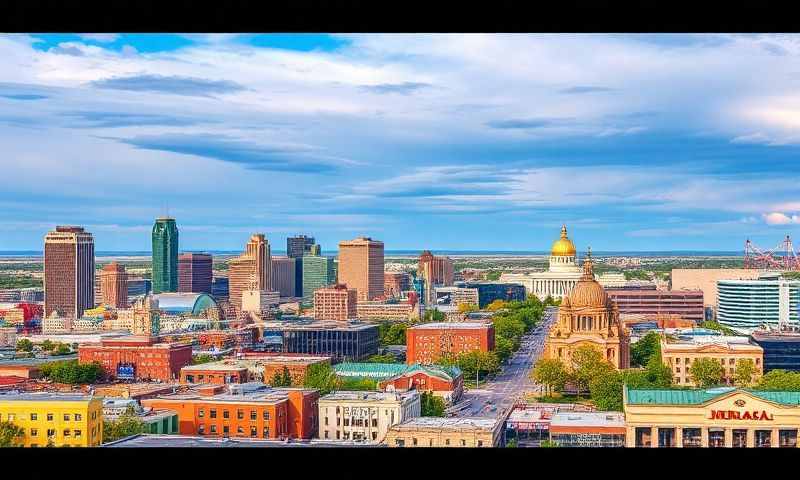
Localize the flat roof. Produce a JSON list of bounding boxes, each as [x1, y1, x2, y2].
[[0, 392, 95, 402], [550, 411, 625, 428], [320, 390, 418, 402], [103, 434, 380, 448], [408, 322, 490, 330], [625, 386, 800, 406], [183, 356, 329, 372], [391, 417, 498, 430]]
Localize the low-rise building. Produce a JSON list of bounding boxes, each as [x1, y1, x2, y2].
[[102, 398, 179, 435], [318, 390, 421, 443], [606, 288, 705, 323], [356, 301, 419, 321], [78, 335, 193, 382], [313, 284, 357, 322], [334, 362, 463, 403], [406, 322, 495, 365], [182, 354, 331, 386], [260, 318, 379, 362], [385, 417, 502, 447], [548, 411, 626, 447], [0, 392, 103, 447], [103, 433, 376, 447], [661, 334, 764, 386]]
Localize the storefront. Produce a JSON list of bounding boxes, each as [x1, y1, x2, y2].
[[624, 386, 800, 448]]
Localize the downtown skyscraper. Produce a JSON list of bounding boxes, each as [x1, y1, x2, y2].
[[152, 217, 179, 294], [228, 234, 272, 312], [338, 236, 385, 301], [44, 226, 95, 318], [287, 235, 315, 297]]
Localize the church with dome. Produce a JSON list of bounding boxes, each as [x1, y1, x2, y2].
[[544, 251, 630, 369]]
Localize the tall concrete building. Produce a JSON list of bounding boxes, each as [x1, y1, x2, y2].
[[271, 256, 296, 297], [100, 262, 128, 309], [178, 253, 213, 294], [287, 235, 315, 259], [302, 253, 336, 303], [227, 234, 272, 311], [314, 284, 357, 322], [417, 251, 455, 286], [152, 217, 179, 294], [338, 237, 384, 302], [44, 226, 95, 318]]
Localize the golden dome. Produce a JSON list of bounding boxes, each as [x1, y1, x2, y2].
[[566, 251, 609, 308], [551, 225, 577, 256]]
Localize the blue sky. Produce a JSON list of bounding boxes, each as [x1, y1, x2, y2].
[[1, 33, 800, 252]]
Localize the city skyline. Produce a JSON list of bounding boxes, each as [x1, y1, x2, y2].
[[2, 34, 800, 251]]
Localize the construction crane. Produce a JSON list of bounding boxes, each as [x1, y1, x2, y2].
[[744, 235, 800, 271]]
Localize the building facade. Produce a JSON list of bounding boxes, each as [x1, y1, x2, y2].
[[44, 226, 95, 318], [661, 335, 764, 386], [318, 390, 420, 443], [301, 253, 336, 303], [276, 322, 379, 361], [750, 329, 800, 373], [384, 272, 411, 298], [313, 284, 358, 322], [178, 253, 213, 294], [334, 362, 464, 404], [338, 237, 385, 301], [671, 268, 762, 308], [406, 322, 495, 365], [287, 235, 315, 259], [0, 393, 103, 447], [271, 256, 296, 298], [181, 355, 331, 386], [717, 280, 800, 330], [227, 234, 273, 312], [606, 289, 705, 323], [356, 300, 419, 321], [549, 411, 626, 447], [545, 253, 630, 370], [385, 417, 501, 447], [78, 335, 192, 382], [152, 217, 179, 294], [100, 262, 128, 309]]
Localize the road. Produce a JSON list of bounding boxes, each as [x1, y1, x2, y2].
[[448, 306, 557, 419]]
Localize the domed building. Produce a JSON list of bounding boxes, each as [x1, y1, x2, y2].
[[500, 225, 584, 300], [545, 251, 630, 369]]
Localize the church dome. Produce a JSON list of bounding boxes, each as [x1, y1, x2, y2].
[[566, 251, 608, 308], [551, 225, 577, 257]]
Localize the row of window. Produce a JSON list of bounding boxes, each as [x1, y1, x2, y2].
[[323, 430, 378, 441], [394, 437, 483, 447], [670, 357, 761, 366], [198, 424, 270, 437], [0, 412, 92, 422], [324, 417, 379, 427], [198, 408, 275, 420]]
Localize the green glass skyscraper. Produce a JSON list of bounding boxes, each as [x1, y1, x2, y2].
[[302, 252, 336, 303], [152, 217, 179, 294]]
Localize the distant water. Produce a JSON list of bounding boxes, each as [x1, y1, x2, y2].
[[0, 249, 743, 258]]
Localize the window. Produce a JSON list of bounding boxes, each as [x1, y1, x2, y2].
[[210, 409, 217, 419], [250, 411, 257, 421], [263, 427, 269, 437], [223, 426, 229, 435], [372, 432, 377, 440], [47, 429, 55, 437], [30, 413, 37, 421], [477, 440, 483, 447], [343, 418, 350, 426], [372, 419, 377, 427], [263, 411, 270, 420], [336, 431, 340, 440], [198, 409, 204, 418], [729, 358, 735, 365], [675, 367, 681, 373], [63, 414, 70, 421], [461, 439, 466, 446], [237, 410, 244, 420], [223, 410, 230, 419], [395, 438, 405, 447], [412, 437, 418, 446], [210, 425, 217, 434], [74, 414, 81, 421], [237, 426, 244, 435], [30, 428, 38, 437], [74, 430, 82, 438], [675, 358, 681, 364], [198, 425, 205, 435], [324, 417, 329, 426], [250, 426, 257, 437], [445, 439, 450, 446], [63, 429, 71, 437], [47, 413, 54, 422]]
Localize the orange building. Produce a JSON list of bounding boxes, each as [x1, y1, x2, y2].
[[142, 383, 319, 440], [338, 237, 384, 301], [78, 335, 193, 382], [406, 322, 495, 365], [100, 262, 128, 309], [313, 284, 357, 322]]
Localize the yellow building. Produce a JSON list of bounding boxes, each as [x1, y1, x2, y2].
[[545, 251, 630, 369], [625, 386, 800, 447], [0, 393, 103, 447], [661, 334, 764, 387], [384, 417, 503, 447]]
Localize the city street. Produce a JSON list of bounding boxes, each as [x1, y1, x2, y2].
[[448, 306, 557, 419]]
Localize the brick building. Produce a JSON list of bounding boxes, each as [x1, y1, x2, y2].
[[417, 251, 455, 286], [338, 237, 384, 301], [334, 362, 464, 404], [313, 284, 358, 322], [44, 226, 95, 318], [606, 288, 705, 323], [178, 253, 213, 294], [181, 354, 331, 386], [142, 382, 319, 440], [78, 335, 193, 382], [384, 272, 411, 298], [406, 322, 495, 365], [100, 262, 128, 308]]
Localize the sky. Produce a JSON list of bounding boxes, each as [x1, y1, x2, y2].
[[1, 33, 800, 252]]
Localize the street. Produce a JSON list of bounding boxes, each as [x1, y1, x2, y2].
[[448, 306, 557, 419]]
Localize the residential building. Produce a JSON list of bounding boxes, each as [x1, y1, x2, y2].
[[384, 272, 410, 298], [271, 256, 296, 298], [661, 334, 764, 386], [103, 398, 179, 435], [44, 225, 95, 318], [717, 279, 800, 330], [406, 322, 495, 365], [302, 253, 336, 303], [338, 237, 384, 301], [417, 251, 455, 304], [313, 284, 357, 322], [334, 362, 463, 403], [318, 390, 420, 443], [671, 268, 762, 308], [624, 386, 800, 447], [78, 335, 193, 382], [178, 253, 213, 294], [549, 411, 626, 447], [545, 252, 630, 369], [385, 417, 502, 447], [142, 383, 319, 440], [0, 393, 103, 447], [152, 217, 179, 294], [100, 262, 128, 309], [606, 288, 704, 323]]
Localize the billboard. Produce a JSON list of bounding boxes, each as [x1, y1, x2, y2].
[[116, 363, 136, 380]]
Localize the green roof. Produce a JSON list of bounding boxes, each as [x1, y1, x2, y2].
[[334, 363, 461, 382], [625, 385, 800, 406]]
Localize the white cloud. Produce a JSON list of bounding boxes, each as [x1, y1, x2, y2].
[[763, 212, 800, 225]]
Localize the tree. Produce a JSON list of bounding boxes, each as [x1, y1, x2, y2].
[[336, 377, 377, 391], [281, 366, 293, 386], [734, 359, 757, 387], [270, 368, 290, 387], [365, 353, 398, 364], [420, 392, 446, 417], [485, 300, 507, 312], [191, 353, 215, 365], [422, 309, 445, 323], [756, 370, 800, 391], [303, 363, 337, 395], [689, 358, 725, 388], [494, 336, 514, 364], [540, 439, 560, 447], [39, 360, 103, 384], [505, 438, 518, 448], [41, 339, 54, 352], [630, 332, 660, 367], [457, 303, 479, 314], [16, 339, 33, 352], [54, 343, 71, 356], [700, 321, 737, 336], [589, 370, 624, 411], [570, 345, 613, 395], [103, 406, 146, 443], [531, 359, 568, 397], [644, 355, 673, 388], [0, 421, 25, 447]]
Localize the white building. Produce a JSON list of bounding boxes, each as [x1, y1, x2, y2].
[[318, 390, 421, 444]]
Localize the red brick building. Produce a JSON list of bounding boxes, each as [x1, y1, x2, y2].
[[334, 362, 464, 403], [197, 330, 236, 350], [181, 354, 331, 386], [100, 262, 128, 308], [406, 322, 495, 365], [606, 288, 705, 323], [313, 284, 357, 322], [78, 335, 193, 382], [142, 384, 319, 439]]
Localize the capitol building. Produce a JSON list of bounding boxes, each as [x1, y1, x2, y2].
[[500, 225, 625, 300]]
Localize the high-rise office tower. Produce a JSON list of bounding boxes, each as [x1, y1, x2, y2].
[[338, 237, 385, 301], [287, 235, 315, 259], [246, 234, 271, 292], [152, 217, 179, 294], [227, 234, 272, 311], [271, 256, 296, 297], [417, 250, 455, 286], [100, 262, 128, 309], [302, 252, 336, 303], [44, 226, 95, 318], [178, 253, 213, 294]]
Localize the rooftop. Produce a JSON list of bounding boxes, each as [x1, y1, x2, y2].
[[391, 417, 498, 430], [625, 386, 800, 406], [320, 390, 419, 402], [407, 322, 490, 330], [0, 392, 95, 402], [550, 411, 625, 428], [104, 434, 380, 448], [334, 362, 461, 381]]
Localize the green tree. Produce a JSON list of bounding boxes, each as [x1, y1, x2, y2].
[[644, 355, 673, 388], [484, 270, 502, 281], [689, 358, 725, 388], [589, 370, 624, 411], [420, 391, 446, 417], [16, 339, 33, 352], [447, 351, 500, 384], [485, 300, 507, 312], [336, 377, 377, 391], [540, 439, 560, 447], [531, 358, 568, 397], [570, 345, 613, 395], [630, 332, 660, 367], [384, 323, 408, 345], [700, 321, 738, 336], [422, 308, 445, 323], [303, 363, 337, 395], [505, 438, 518, 448], [365, 353, 398, 364], [494, 336, 514, 364], [734, 359, 757, 387], [41, 339, 54, 352], [103, 406, 146, 443], [39, 360, 103, 384], [191, 353, 215, 365], [457, 303, 479, 314], [54, 343, 71, 356], [755, 370, 800, 391], [0, 421, 25, 447]]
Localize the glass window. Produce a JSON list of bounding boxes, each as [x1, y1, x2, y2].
[[708, 429, 725, 448], [210, 425, 217, 434], [198, 409, 204, 418], [237, 410, 244, 420], [263, 427, 269, 437], [47, 413, 53, 421], [237, 426, 243, 435], [682, 428, 702, 447], [30, 413, 37, 421], [635, 427, 652, 447], [445, 439, 450, 446], [223, 425, 229, 435], [263, 411, 270, 420], [47, 429, 55, 437], [324, 431, 329, 439], [74, 430, 82, 438], [30, 428, 38, 436], [63, 414, 70, 421], [395, 438, 405, 447], [250, 411, 257, 421], [461, 439, 466, 446], [372, 432, 377, 440], [477, 440, 483, 447], [198, 425, 205, 435], [780, 430, 798, 448], [324, 417, 329, 426], [223, 410, 230, 419], [75, 414, 81, 421], [63, 429, 70, 437], [250, 426, 257, 437], [210, 409, 217, 419], [755, 430, 772, 448], [732, 429, 747, 448]]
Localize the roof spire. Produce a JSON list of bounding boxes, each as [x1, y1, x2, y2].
[[561, 224, 568, 239], [582, 247, 594, 279]]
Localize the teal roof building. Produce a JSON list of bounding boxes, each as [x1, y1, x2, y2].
[[152, 217, 179, 294]]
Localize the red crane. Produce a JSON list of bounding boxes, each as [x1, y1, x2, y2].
[[744, 235, 800, 271]]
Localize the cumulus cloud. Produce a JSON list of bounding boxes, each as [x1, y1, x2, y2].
[[763, 212, 800, 225]]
